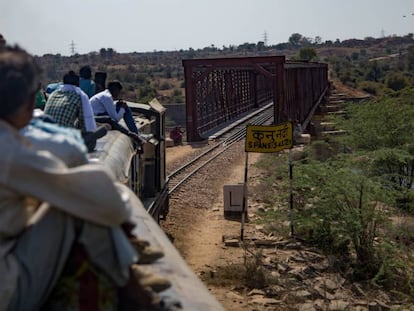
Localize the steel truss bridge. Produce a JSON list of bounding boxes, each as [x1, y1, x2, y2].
[[182, 56, 329, 142]]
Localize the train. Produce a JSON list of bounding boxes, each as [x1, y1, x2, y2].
[[89, 98, 169, 222], [87, 98, 225, 310]]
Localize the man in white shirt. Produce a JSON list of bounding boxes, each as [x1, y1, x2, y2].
[[90, 81, 139, 134]]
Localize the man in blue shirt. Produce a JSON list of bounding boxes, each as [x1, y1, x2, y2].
[[79, 65, 96, 98]]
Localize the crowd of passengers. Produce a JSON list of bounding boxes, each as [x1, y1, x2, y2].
[[35, 64, 153, 152], [0, 34, 179, 311]]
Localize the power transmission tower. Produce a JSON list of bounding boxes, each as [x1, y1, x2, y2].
[[263, 31, 268, 46], [69, 40, 76, 55]]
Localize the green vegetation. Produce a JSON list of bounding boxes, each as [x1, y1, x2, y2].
[[203, 243, 272, 290], [32, 32, 414, 299], [35, 33, 414, 105], [252, 91, 414, 299]]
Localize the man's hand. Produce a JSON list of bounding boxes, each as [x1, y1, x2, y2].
[[116, 101, 128, 109], [122, 221, 137, 238]]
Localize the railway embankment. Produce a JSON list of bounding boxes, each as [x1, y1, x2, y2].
[[162, 89, 412, 310], [163, 141, 410, 310]]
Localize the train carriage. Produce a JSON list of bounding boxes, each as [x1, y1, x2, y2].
[[88, 99, 169, 221], [87, 99, 224, 310]]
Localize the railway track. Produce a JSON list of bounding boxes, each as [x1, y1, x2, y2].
[[167, 104, 273, 195]]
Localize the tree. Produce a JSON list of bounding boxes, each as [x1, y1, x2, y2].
[[288, 33, 303, 46], [386, 72, 409, 91], [99, 48, 107, 58], [338, 96, 414, 195], [405, 46, 414, 71], [298, 47, 317, 61], [314, 36, 322, 45], [256, 41, 265, 51], [365, 61, 383, 82]]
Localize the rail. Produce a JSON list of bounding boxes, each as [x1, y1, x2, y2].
[[167, 106, 273, 195]]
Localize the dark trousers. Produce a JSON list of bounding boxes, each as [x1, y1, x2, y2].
[[116, 103, 139, 134], [95, 104, 138, 134]]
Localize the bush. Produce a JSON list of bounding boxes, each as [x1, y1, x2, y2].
[[386, 72, 410, 91]]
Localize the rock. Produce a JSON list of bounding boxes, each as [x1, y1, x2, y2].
[[249, 297, 282, 306], [270, 271, 281, 278], [351, 283, 367, 297], [288, 267, 304, 281], [248, 289, 266, 296], [225, 291, 244, 301], [273, 240, 290, 248], [296, 302, 317, 311], [285, 241, 303, 250], [328, 299, 350, 310], [302, 265, 317, 276], [277, 262, 291, 273], [295, 290, 312, 298], [367, 302, 381, 311], [374, 300, 391, 311], [254, 239, 276, 247], [314, 299, 327, 310], [291, 255, 307, 263], [314, 285, 336, 300], [375, 291, 391, 304], [224, 239, 239, 247], [311, 259, 330, 272], [322, 278, 339, 292], [333, 289, 348, 299]]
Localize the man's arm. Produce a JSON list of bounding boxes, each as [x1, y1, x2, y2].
[[101, 95, 125, 122], [7, 147, 131, 227], [79, 91, 97, 132]]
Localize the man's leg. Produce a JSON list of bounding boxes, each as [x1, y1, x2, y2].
[[7, 208, 75, 311], [7, 209, 136, 311], [95, 115, 133, 136], [116, 103, 138, 134]]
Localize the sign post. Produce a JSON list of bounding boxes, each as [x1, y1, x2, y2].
[[240, 151, 248, 241], [243, 122, 293, 240]]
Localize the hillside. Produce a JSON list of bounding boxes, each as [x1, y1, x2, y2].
[[35, 33, 414, 106]]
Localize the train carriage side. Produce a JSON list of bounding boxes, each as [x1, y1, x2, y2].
[[88, 98, 169, 221], [87, 99, 225, 310], [127, 99, 169, 221]]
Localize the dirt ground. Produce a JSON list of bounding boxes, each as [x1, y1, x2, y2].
[[164, 144, 267, 311]]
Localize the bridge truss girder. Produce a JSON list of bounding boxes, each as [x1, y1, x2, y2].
[[182, 56, 328, 142]]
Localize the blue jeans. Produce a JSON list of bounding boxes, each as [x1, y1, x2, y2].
[[116, 102, 138, 134]]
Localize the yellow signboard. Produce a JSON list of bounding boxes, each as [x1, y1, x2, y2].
[[245, 122, 293, 153]]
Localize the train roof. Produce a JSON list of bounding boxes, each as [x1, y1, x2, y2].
[[87, 129, 225, 310]]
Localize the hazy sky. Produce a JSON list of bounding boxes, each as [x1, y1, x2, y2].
[[1, 0, 414, 56]]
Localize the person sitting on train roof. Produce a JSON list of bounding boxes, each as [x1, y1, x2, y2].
[[45, 81, 63, 95], [34, 82, 46, 110], [90, 80, 154, 145], [43, 70, 107, 152], [44, 70, 96, 133], [79, 65, 96, 98], [0, 45, 171, 311]]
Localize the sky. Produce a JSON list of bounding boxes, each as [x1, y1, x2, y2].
[[1, 0, 414, 56]]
